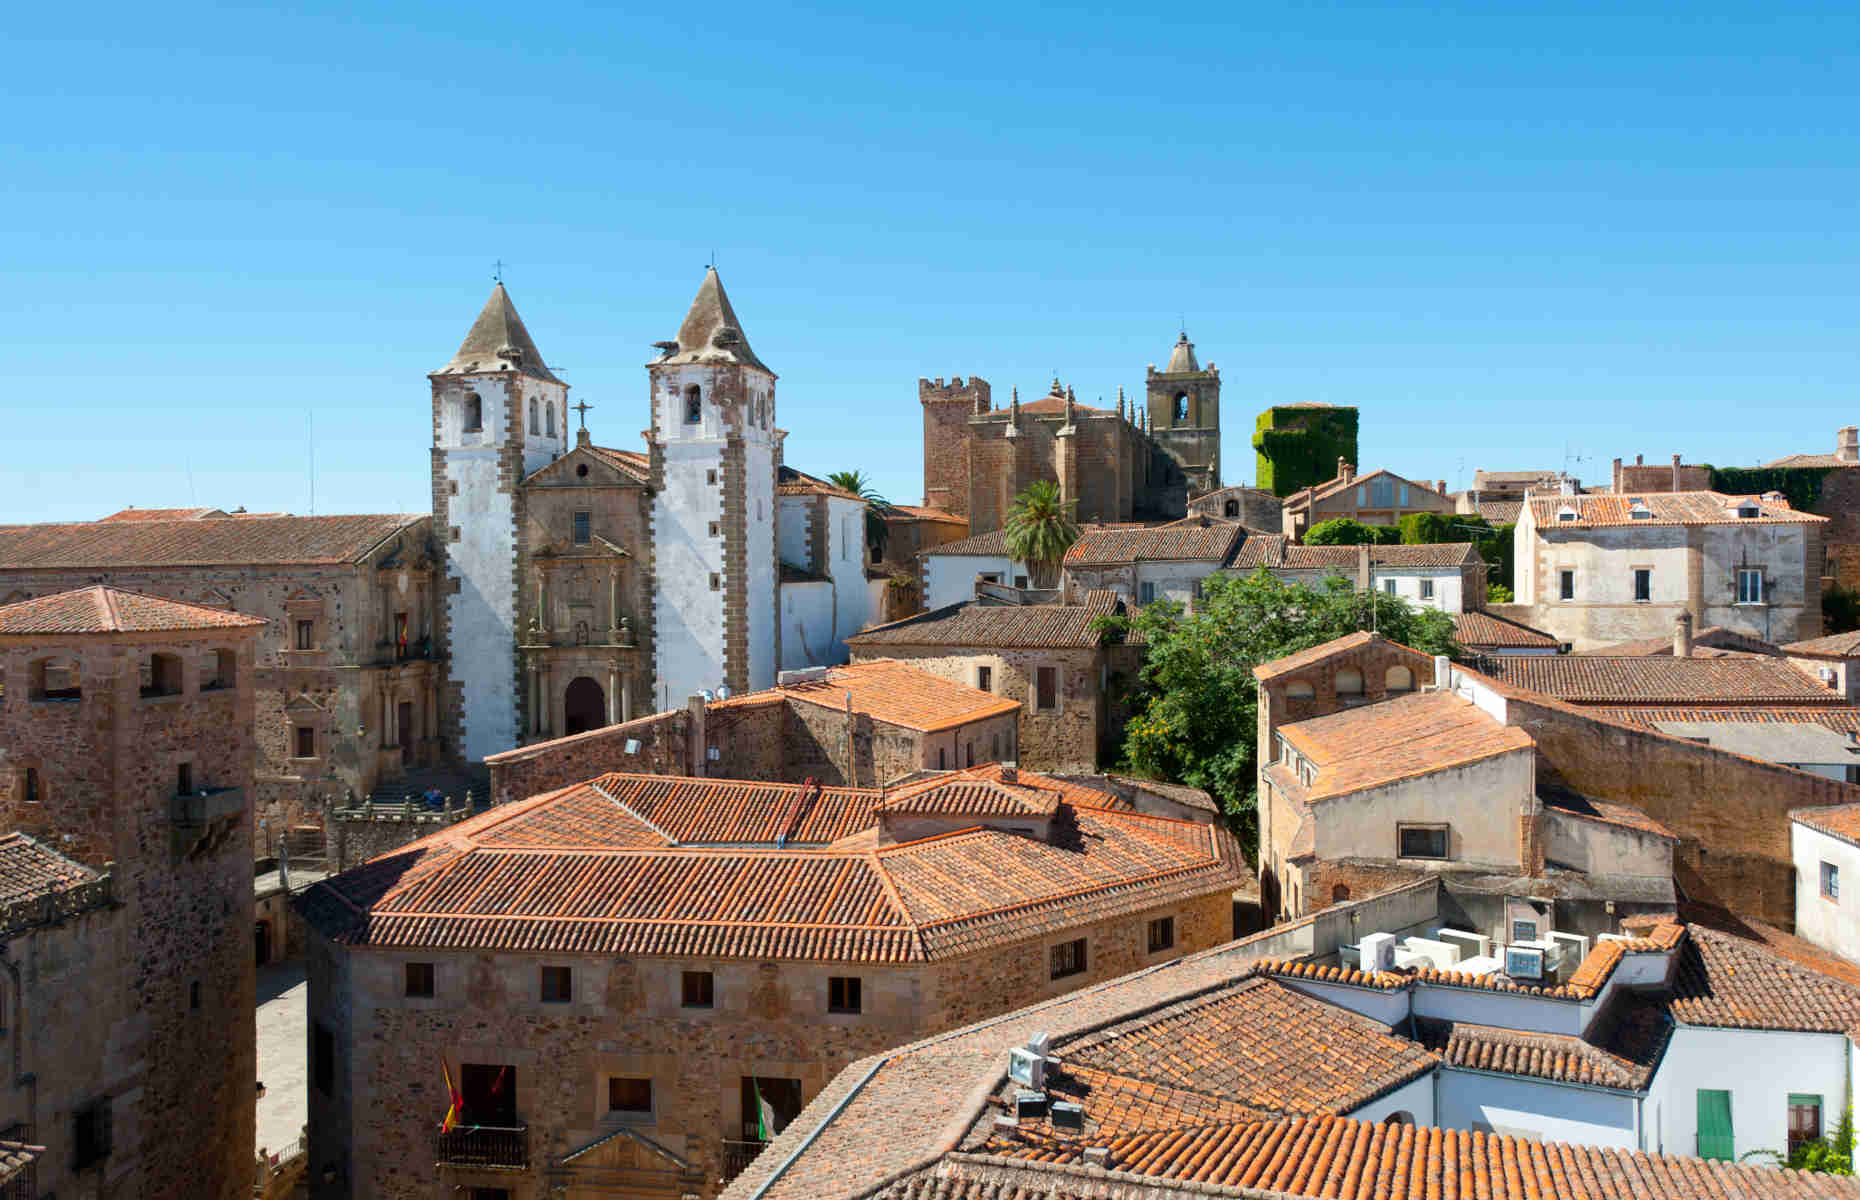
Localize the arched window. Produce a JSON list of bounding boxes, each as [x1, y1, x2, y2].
[[529, 399, 539, 435], [1285, 679, 1315, 701], [1174, 392, 1189, 422], [1224, 499, 1239, 518], [1334, 667, 1364, 696], [463, 392, 483, 432], [545, 402, 556, 437], [1385, 665, 1414, 693], [684, 385, 702, 424], [1332, 884, 1351, 903]]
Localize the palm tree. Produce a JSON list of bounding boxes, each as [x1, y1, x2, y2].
[[1004, 480, 1079, 588], [827, 470, 891, 563]]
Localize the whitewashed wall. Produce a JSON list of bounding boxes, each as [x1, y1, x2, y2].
[[1643, 1026, 1848, 1161], [1347, 1072, 1436, 1127], [1437, 1068, 1637, 1149], [925, 553, 1019, 609], [651, 364, 730, 708], [1793, 822, 1860, 965], [827, 495, 872, 655], [780, 580, 836, 671]]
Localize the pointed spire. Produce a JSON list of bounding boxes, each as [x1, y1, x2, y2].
[[657, 267, 770, 374], [1166, 331, 1200, 374], [435, 283, 562, 383], [1117, 386, 1126, 419]]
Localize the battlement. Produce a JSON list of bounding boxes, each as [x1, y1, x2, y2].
[[919, 375, 992, 411]]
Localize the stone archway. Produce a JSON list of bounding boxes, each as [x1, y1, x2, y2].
[[564, 676, 606, 736]]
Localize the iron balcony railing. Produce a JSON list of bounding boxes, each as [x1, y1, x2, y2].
[[434, 1122, 528, 1170], [721, 1139, 767, 1184]]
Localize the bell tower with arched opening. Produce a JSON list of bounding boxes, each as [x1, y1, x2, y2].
[[1145, 331, 1221, 495]]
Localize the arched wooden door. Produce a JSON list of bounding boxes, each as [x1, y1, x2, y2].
[[564, 676, 606, 736]]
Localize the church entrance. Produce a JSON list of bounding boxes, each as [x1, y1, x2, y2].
[[563, 676, 606, 736]]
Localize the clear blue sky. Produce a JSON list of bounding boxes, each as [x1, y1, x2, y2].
[[6, 2, 1858, 523]]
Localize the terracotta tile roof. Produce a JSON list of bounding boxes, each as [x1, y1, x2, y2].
[[586, 444, 650, 483], [1481, 655, 1835, 705], [848, 596, 1119, 652], [1099, 774, 1219, 814], [1670, 925, 1860, 1032], [1228, 533, 1288, 568], [920, 529, 1011, 557], [96, 506, 228, 522], [1018, 392, 1111, 416], [1452, 609, 1562, 650], [1539, 788, 1677, 840], [1670, 902, 1860, 993], [878, 770, 1062, 818], [1063, 522, 1243, 565], [1472, 498, 1525, 523], [1580, 626, 1781, 657], [1251, 630, 1381, 681], [1277, 691, 1534, 801], [0, 832, 101, 905], [1784, 630, 1860, 658], [0, 585, 267, 635], [1301, 468, 1448, 507], [1416, 1000, 1668, 1090], [1279, 544, 1359, 568], [0, 512, 426, 568], [1766, 452, 1858, 468], [885, 505, 966, 524], [1060, 977, 1435, 1116], [709, 660, 1019, 733], [1527, 490, 1825, 529], [1790, 802, 1860, 848], [1586, 705, 1860, 735], [777, 466, 866, 502], [1265, 543, 1482, 570], [297, 767, 1243, 963]]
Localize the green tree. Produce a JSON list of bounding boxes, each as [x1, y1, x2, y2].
[[1003, 480, 1079, 587], [827, 470, 891, 563], [1742, 1108, 1853, 1174], [1827, 584, 1860, 636], [1487, 583, 1514, 604], [1394, 511, 1516, 594], [1304, 518, 1401, 546], [1101, 569, 1455, 857]]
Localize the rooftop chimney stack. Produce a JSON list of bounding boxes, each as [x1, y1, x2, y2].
[[1674, 611, 1694, 659], [1840, 426, 1859, 463], [1671, 454, 1682, 493]]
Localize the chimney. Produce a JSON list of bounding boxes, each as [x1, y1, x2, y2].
[[1336, 456, 1350, 483], [1612, 457, 1623, 492], [1671, 454, 1682, 493], [1674, 611, 1693, 658], [1840, 426, 1859, 464], [687, 693, 708, 777], [1436, 480, 1447, 497], [1356, 543, 1371, 592], [1636, 454, 1644, 466]]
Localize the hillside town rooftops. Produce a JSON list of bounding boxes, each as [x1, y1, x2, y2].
[[1526, 490, 1824, 529], [1063, 520, 1244, 565], [1478, 655, 1838, 705], [0, 512, 426, 568], [1783, 630, 1860, 659], [1452, 609, 1564, 651], [848, 593, 1123, 651], [0, 585, 268, 636], [709, 659, 1019, 733]]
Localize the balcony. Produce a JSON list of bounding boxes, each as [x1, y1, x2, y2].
[[170, 786, 246, 858], [721, 1139, 768, 1185], [434, 1122, 528, 1171]]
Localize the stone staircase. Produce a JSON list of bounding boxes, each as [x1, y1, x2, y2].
[[365, 765, 490, 812]]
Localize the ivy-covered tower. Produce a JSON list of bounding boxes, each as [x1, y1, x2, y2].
[[1253, 403, 1360, 497]]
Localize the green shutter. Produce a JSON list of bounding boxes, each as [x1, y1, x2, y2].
[[1697, 1089, 1734, 1161]]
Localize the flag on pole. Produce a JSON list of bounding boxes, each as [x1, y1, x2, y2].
[[753, 1077, 776, 1142], [440, 1060, 462, 1133]]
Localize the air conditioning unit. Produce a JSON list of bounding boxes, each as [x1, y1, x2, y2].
[[1360, 931, 1398, 972], [1435, 928, 1491, 960], [1455, 954, 1502, 977], [1548, 931, 1590, 967], [1504, 944, 1547, 981], [1398, 936, 1462, 970], [1008, 1048, 1046, 1090]]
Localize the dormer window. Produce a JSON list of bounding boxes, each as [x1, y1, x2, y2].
[[1556, 506, 1578, 523], [1628, 498, 1653, 520], [1737, 502, 1760, 519], [684, 385, 702, 424]]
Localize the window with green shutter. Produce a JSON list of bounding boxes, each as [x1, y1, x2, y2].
[[1697, 1089, 1734, 1161]]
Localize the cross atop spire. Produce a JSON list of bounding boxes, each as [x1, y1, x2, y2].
[[572, 400, 592, 430]]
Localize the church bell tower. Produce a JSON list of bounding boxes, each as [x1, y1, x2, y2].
[[1145, 331, 1222, 494]]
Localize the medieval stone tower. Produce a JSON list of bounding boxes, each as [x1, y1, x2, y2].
[[648, 268, 779, 706], [431, 284, 571, 761], [919, 375, 991, 515], [1146, 331, 1221, 495]]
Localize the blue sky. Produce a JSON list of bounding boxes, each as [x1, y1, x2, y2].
[[5, 2, 1858, 523]]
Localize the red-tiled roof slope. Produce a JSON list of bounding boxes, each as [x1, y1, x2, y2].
[[1415, 1009, 1665, 1090], [475, 773, 879, 847], [1453, 609, 1561, 650], [777, 466, 866, 502], [0, 513, 425, 568], [848, 597, 1119, 651], [587, 445, 650, 483], [1580, 626, 1781, 657], [1064, 522, 1242, 565], [1481, 654, 1834, 704], [0, 586, 267, 635], [1252, 630, 1382, 681], [1671, 925, 1860, 1032], [1790, 802, 1860, 849], [920, 530, 1010, 556], [1528, 490, 1823, 529], [1784, 630, 1860, 659], [709, 660, 1019, 733], [1277, 691, 1534, 801], [96, 506, 228, 522], [0, 833, 100, 905]]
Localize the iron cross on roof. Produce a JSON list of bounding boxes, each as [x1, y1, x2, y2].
[[572, 400, 592, 430]]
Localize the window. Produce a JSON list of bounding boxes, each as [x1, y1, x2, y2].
[[1356, 485, 1367, 506], [1398, 824, 1450, 860], [1139, 581, 1156, 604], [540, 965, 572, 1003], [1510, 918, 1540, 943], [1633, 568, 1652, 602], [143, 652, 182, 697], [709, 573, 721, 592], [1822, 861, 1840, 901], [1173, 392, 1188, 421], [313, 1023, 334, 1094], [1147, 916, 1175, 953], [977, 666, 993, 692], [1015, 574, 1029, 588], [73, 1096, 112, 1170], [1558, 569, 1574, 601], [1737, 568, 1763, 605], [1696, 1089, 1734, 1161], [294, 726, 316, 759], [1789, 1094, 1823, 1154], [1399, 483, 1409, 506], [295, 619, 315, 650], [608, 1076, 654, 1117], [937, 747, 946, 769], [828, 976, 863, 1014], [204, 647, 235, 689], [1385, 665, 1414, 693], [545, 402, 556, 437], [1737, 502, 1760, 519], [529, 399, 539, 434], [964, 742, 974, 767], [682, 970, 714, 1009], [1370, 478, 1396, 507], [406, 962, 435, 998], [684, 385, 702, 423], [462, 1063, 517, 1125], [1557, 507, 1577, 523], [176, 763, 192, 795], [1419, 579, 1434, 601], [573, 511, 592, 545], [1332, 884, 1352, 903], [707, 469, 718, 485], [1050, 937, 1087, 979], [991, 732, 1001, 759], [470, 1190, 513, 1200], [23, 768, 39, 805], [1334, 667, 1364, 696], [190, 979, 201, 1010], [1285, 679, 1315, 700], [463, 392, 483, 432], [1224, 499, 1239, 517], [1035, 666, 1058, 711], [1382, 578, 1396, 596]]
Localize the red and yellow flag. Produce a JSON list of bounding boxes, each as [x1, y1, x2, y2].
[[440, 1059, 462, 1133]]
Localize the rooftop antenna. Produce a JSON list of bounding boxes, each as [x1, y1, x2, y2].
[[1563, 442, 1588, 479]]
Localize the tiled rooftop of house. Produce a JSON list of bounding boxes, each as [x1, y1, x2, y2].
[[585, 444, 650, 483], [878, 769, 1067, 818], [709, 659, 1020, 733], [1579, 626, 1782, 657], [1526, 490, 1824, 529], [848, 593, 1122, 651], [296, 763, 1243, 964], [0, 832, 102, 906], [1478, 654, 1837, 705], [1783, 630, 1860, 658], [0, 585, 268, 635], [1415, 1000, 1668, 1090], [1765, 451, 1860, 468], [1452, 609, 1563, 650], [1235, 541, 1483, 570], [1276, 690, 1534, 801], [776, 465, 866, 501], [0, 512, 426, 567], [1063, 520, 1244, 565], [95, 505, 231, 522], [1790, 802, 1860, 849], [919, 529, 1010, 556], [1670, 925, 1860, 1033], [1538, 787, 1677, 840], [1585, 705, 1860, 736], [884, 505, 966, 523], [1292, 468, 1446, 506], [1251, 630, 1383, 681]]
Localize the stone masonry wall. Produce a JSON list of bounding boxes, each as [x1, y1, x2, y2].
[[486, 709, 691, 807]]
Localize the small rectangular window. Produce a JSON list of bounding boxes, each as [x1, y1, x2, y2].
[[609, 1076, 654, 1116], [406, 962, 436, 998], [176, 763, 192, 795], [313, 1023, 334, 1094], [681, 970, 714, 1009], [1558, 569, 1574, 601], [977, 665, 992, 692], [1789, 1094, 1824, 1154], [1050, 937, 1087, 979], [1737, 567, 1763, 605], [709, 572, 721, 592], [573, 511, 592, 545], [1139, 581, 1156, 604], [1633, 568, 1652, 602], [1382, 578, 1396, 595], [190, 979, 201, 1010], [1147, 916, 1175, 953], [709, 521, 720, 538], [1036, 666, 1058, 712], [73, 1096, 112, 1170], [540, 965, 573, 1004], [1419, 579, 1434, 600], [1398, 824, 1450, 860], [1823, 861, 1840, 901], [295, 619, 315, 650], [295, 726, 315, 759], [828, 976, 862, 1014]]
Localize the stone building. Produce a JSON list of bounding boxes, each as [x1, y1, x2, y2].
[[1187, 484, 1283, 529], [1279, 463, 1455, 540], [0, 511, 437, 831], [1611, 453, 1712, 495], [1512, 490, 1826, 650], [295, 761, 1247, 1200], [1762, 426, 1860, 587], [845, 593, 1140, 772], [917, 332, 1222, 536], [1059, 518, 1247, 610], [0, 586, 262, 1199]]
